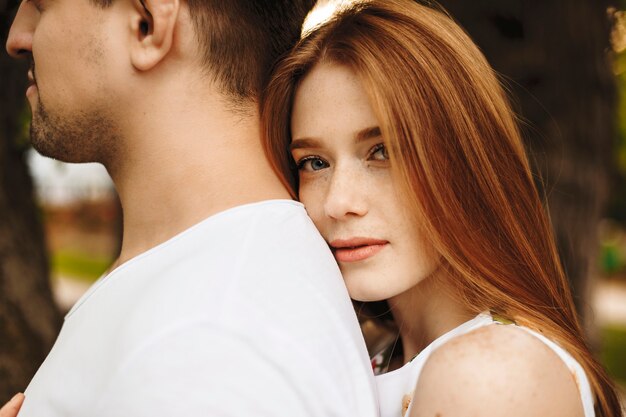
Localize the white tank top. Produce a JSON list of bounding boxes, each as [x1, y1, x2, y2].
[[374, 312, 595, 417]]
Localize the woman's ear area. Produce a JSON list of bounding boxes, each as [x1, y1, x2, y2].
[[129, 0, 180, 71]]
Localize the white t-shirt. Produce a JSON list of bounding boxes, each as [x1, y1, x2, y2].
[[18, 200, 379, 417]]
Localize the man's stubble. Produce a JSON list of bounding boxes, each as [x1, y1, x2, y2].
[[29, 91, 120, 166]]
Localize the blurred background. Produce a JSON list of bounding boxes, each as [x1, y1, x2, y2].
[[1, 0, 626, 408]]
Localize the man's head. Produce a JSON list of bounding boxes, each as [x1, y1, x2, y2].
[[88, 0, 317, 100], [6, 0, 317, 164]]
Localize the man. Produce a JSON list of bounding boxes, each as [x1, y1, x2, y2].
[[3, 0, 378, 415]]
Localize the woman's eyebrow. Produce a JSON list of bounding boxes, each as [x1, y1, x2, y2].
[[290, 126, 380, 151], [356, 126, 381, 142], [290, 137, 321, 151]]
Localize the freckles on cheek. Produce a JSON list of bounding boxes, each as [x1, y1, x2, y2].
[[298, 183, 326, 227], [298, 188, 318, 216]]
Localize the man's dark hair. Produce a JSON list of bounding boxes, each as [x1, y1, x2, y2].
[[190, 0, 318, 101], [92, 0, 317, 101]]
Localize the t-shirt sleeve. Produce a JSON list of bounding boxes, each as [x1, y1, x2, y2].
[[94, 320, 349, 417]]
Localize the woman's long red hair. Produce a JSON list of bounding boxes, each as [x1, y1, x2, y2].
[[261, 1, 622, 415]]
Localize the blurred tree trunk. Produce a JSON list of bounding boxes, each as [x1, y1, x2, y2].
[[438, 0, 616, 336], [0, 3, 62, 403]]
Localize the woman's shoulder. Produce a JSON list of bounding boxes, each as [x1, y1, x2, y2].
[[409, 323, 585, 417]]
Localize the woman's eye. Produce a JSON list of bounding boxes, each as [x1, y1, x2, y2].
[[369, 143, 389, 161], [297, 156, 329, 172]]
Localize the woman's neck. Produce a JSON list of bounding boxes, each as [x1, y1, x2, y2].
[[387, 267, 474, 363]]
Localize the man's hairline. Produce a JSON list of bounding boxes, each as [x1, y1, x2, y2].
[[89, 0, 259, 111]]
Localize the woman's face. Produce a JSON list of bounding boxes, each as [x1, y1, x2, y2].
[[290, 62, 440, 302]]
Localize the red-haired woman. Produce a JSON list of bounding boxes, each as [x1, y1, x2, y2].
[[262, 1, 622, 416]]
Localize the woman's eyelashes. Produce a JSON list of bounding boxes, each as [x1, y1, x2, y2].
[[296, 155, 329, 172], [294, 143, 389, 172], [368, 143, 389, 161]]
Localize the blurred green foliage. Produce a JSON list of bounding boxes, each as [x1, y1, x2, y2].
[[15, 103, 31, 151], [601, 324, 626, 384], [51, 250, 112, 283], [601, 242, 623, 274], [609, 48, 626, 225], [618, 54, 626, 170]]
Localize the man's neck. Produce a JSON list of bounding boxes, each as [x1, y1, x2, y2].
[[107, 95, 290, 269]]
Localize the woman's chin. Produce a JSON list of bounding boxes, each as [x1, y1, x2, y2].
[[346, 285, 396, 303]]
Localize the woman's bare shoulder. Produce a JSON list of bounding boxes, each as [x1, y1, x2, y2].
[[409, 324, 585, 417]]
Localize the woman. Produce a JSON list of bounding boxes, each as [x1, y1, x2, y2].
[[262, 1, 622, 416]]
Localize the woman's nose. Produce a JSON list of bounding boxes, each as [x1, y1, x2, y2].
[[323, 166, 369, 220]]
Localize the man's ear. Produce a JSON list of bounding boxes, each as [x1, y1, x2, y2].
[[129, 0, 179, 71]]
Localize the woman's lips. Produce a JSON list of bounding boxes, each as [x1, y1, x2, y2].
[[330, 238, 388, 263]]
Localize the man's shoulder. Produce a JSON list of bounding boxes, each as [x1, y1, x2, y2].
[[66, 198, 354, 356], [173, 199, 328, 261], [198, 199, 321, 245], [31, 202, 375, 417], [119, 199, 331, 282], [111, 198, 349, 331], [174, 199, 340, 286]]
